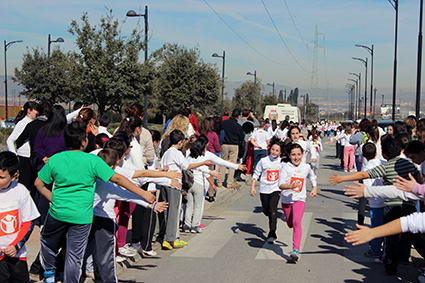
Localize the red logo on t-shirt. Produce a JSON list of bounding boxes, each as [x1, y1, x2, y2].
[[0, 209, 19, 236], [267, 169, 279, 182], [290, 177, 304, 192]]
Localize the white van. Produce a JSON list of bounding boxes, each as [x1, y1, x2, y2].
[[263, 104, 301, 123]]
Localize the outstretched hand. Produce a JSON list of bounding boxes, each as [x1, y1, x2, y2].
[[343, 181, 365, 198], [329, 173, 342, 185], [394, 173, 416, 192], [345, 224, 373, 246], [167, 170, 182, 180], [210, 169, 222, 179], [153, 201, 169, 213]]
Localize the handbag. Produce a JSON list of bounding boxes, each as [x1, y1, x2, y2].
[[181, 169, 194, 192]]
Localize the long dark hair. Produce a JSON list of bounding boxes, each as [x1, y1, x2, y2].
[[43, 105, 67, 137], [117, 116, 142, 135], [190, 135, 208, 159], [199, 117, 214, 134], [15, 101, 38, 124]]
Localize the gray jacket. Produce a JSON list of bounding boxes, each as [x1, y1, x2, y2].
[[349, 130, 364, 156]]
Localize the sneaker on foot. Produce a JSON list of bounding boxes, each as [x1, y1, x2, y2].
[[364, 251, 380, 258], [290, 249, 300, 262], [142, 249, 157, 257], [162, 241, 173, 250], [171, 240, 186, 249], [344, 169, 348, 173], [118, 245, 137, 257], [199, 224, 206, 229], [179, 239, 188, 245], [182, 224, 190, 233], [115, 255, 127, 263], [267, 237, 276, 244], [191, 227, 202, 233]]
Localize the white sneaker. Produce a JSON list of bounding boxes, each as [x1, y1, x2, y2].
[[118, 245, 137, 257], [115, 255, 127, 263], [142, 249, 157, 257], [267, 237, 276, 244], [344, 169, 348, 172]]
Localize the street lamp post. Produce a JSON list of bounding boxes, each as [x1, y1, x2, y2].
[[388, 0, 398, 120], [212, 51, 225, 118], [356, 44, 374, 119], [247, 70, 257, 113], [348, 78, 358, 119], [349, 72, 361, 120], [346, 83, 355, 120], [48, 34, 64, 58], [416, 0, 424, 118], [4, 40, 23, 119], [127, 6, 149, 128], [267, 82, 275, 97], [352, 57, 368, 118], [373, 88, 377, 119]]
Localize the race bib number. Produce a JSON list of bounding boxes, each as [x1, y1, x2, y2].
[[290, 172, 305, 192], [0, 201, 20, 237], [266, 167, 279, 182]]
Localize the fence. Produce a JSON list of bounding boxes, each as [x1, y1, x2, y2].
[[0, 106, 22, 120]]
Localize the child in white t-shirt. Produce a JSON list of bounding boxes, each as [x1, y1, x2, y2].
[[0, 152, 40, 283], [278, 143, 317, 262], [310, 133, 322, 175], [250, 121, 270, 172], [250, 137, 284, 244]]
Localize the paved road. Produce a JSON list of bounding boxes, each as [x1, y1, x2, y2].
[[116, 137, 422, 283]]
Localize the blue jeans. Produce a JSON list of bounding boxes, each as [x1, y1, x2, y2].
[[370, 207, 384, 255], [253, 149, 267, 173]]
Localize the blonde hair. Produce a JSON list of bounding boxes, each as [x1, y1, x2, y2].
[[163, 114, 189, 139]]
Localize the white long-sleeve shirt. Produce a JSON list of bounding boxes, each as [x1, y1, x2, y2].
[[6, 116, 32, 157], [401, 212, 425, 233], [363, 158, 385, 208], [126, 137, 145, 170], [187, 155, 211, 191], [278, 162, 317, 204], [293, 139, 318, 164], [160, 147, 189, 185], [204, 151, 238, 170], [252, 156, 282, 194]]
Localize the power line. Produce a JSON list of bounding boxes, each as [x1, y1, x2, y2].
[[260, 0, 309, 72], [203, 0, 287, 66], [282, 0, 308, 48]]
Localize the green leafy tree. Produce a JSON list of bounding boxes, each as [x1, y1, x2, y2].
[[287, 87, 299, 105], [232, 80, 262, 113], [14, 48, 77, 103], [68, 10, 148, 114], [150, 43, 221, 117], [260, 93, 278, 113]]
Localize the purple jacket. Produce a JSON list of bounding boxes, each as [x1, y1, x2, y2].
[[34, 127, 67, 171]]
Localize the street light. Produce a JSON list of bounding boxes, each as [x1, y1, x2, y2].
[[48, 34, 64, 58], [212, 51, 225, 118], [348, 78, 358, 120], [388, 0, 398, 120], [267, 82, 275, 96], [416, 0, 424, 118], [4, 40, 23, 119], [349, 72, 361, 120], [352, 57, 368, 118], [127, 6, 149, 128], [299, 94, 306, 124], [356, 44, 374, 119], [247, 70, 257, 113], [373, 88, 377, 119]]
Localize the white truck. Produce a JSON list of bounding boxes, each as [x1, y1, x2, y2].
[[263, 104, 301, 123]]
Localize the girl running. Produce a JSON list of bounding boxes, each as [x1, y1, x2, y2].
[[278, 143, 317, 262], [250, 137, 284, 244]]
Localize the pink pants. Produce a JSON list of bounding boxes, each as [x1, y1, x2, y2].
[[343, 145, 355, 171], [282, 201, 305, 250], [114, 200, 136, 248]]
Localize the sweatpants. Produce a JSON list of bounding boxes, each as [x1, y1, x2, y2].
[[158, 185, 182, 242], [343, 146, 355, 171], [184, 182, 204, 229], [40, 212, 91, 283], [260, 191, 280, 239], [217, 144, 239, 187], [282, 201, 306, 250], [114, 201, 136, 248], [132, 204, 156, 252], [83, 216, 117, 283], [0, 256, 29, 283]]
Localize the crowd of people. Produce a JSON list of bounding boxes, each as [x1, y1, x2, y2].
[[1, 99, 425, 282]]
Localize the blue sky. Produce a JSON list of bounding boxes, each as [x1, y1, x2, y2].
[[0, 0, 423, 102]]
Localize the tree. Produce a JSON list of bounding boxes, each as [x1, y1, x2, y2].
[[233, 80, 262, 113], [68, 10, 149, 114], [150, 43, 221, 117], [14, 48, 77, 103], [260, 93, 278, 114], [287, 87, 299, 105], [278, 89, 284, 103]]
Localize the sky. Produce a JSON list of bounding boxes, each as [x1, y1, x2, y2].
[[0, 0, 423, 105]]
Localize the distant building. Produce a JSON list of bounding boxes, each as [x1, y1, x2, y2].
[[381, 104, 400, 120]]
